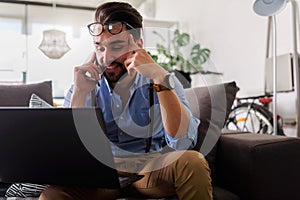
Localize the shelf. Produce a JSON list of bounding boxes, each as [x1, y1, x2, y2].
[[143, 18, 178, 28]]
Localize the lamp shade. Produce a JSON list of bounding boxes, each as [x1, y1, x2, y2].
[[38, 29, 70, 59], [253, 0, 287, 16]]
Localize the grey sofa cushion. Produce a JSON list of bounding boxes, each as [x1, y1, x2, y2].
[[184, 81, 239, 153], [216, 133, 300, 200], [184, 82, 239, 181], [213, 186, 240, 200], [0, 81, 53, 107]]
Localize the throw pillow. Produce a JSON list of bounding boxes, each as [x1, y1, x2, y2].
[[29, 93, 53, 108], [5, 183, 48, 198], [184, 81, 239, 181], [184, 81, 239, 152]]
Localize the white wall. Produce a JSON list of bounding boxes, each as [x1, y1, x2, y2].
[[154, 0, 298, 118]]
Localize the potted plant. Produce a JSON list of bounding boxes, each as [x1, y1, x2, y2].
[[149, 29, 217, 88]]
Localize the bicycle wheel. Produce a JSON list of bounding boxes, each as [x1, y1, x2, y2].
[[225, 103, 285, 135]]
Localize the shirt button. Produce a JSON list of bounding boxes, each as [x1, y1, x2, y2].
[[120, 116, 124, 120], [116, 104, 120, 108]]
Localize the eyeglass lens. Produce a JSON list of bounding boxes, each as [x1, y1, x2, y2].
[[89, 22, 124, 36]]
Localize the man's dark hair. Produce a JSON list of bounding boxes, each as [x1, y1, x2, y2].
[[94, 2, 143, 39]]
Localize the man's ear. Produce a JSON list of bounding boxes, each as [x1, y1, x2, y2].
[[136, 38, 143, 48]]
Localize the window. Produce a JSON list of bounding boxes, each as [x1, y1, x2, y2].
[[0, 3, 26, 84], [0, 2, 94, 97]]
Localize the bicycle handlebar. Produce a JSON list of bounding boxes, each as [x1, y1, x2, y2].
[[236, 94, 273, 100]]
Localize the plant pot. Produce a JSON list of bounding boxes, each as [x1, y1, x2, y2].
[[172, 70, 191, 88]]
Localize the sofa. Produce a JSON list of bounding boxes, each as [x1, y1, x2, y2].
[[183, 82, 300, 200], [213, 131, 300, 200], [0, 81, 300, 200]]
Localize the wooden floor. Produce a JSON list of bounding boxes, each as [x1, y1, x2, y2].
[[282, 118, 297, 137]]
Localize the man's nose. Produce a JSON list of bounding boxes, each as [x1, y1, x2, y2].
[[96, 46, 115, 66], [102, 48, 116, 66]]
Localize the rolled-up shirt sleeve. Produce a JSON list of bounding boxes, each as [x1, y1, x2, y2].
[[63, 85, 92, 108], [165, 115, 200, 150], [164, 73, 200, 150]]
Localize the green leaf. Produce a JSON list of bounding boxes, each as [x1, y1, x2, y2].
[[177, 33, 190, 47], [152, 28, 211, 74], [191, 44, 210, 65]]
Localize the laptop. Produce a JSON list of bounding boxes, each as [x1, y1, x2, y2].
[[0, 107, 142, 189]]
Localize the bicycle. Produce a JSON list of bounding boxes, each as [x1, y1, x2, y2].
[[224, 94, 285, 135]]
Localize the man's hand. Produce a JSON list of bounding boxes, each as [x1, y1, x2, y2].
[[123, 35, 190, 138], [70, 52, 103, 107], [73, 52, 103, 96], [124, 35, 167, 84]]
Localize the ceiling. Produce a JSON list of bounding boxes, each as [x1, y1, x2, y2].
[[3, 0, 177, 28], [13, 0, 146, 8]]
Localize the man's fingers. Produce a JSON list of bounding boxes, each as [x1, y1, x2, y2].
[[128, 34, 140, 52], [84, 52, 102, 77], [75, 63, 101, 81], [88, 51, 97, 64], [124, 57, 136, 76], [84, 68, 101, 80]]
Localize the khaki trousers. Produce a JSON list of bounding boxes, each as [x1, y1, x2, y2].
[[39, 150, 212, 200]]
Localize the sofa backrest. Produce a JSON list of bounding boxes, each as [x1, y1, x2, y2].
[[0, 81, 53, 107]]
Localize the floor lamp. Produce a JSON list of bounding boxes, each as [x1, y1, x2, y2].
[[253, 0, 288, 135]]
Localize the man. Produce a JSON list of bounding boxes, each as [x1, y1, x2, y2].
[[40, 2, 212, 200]]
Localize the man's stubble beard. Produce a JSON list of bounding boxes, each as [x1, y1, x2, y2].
[[103, 61, 128, 84]]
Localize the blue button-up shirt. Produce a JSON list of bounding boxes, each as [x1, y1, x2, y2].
[[64, 73, 200, 156]]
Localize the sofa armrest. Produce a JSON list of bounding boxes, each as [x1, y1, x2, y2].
[[214, 133, 300, 200]]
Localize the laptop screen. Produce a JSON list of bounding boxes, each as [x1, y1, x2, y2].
[[0, 108, 120, 189]]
